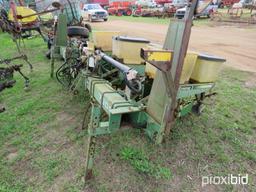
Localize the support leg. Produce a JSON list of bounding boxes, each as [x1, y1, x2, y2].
[[50, 51, 55, 78], [84, 135, 96, 180], [84, 103, 101, 180], [81, 102, 91, 130], [69, 71, 84, 95], [13, 38, 21, 54], [22, 55, 33, 72], [36, 27, 47, 42]]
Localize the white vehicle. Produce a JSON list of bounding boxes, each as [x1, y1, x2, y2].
[[135, 0, 157, 7], [172, 0, 188, 8], [175, 1, 218, 19], [82, 4, 108, 22]]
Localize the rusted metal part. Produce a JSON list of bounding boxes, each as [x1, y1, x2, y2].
[[0, 0, 63, 45], [81, 102, 92, 130], [0, 54, 33, 71], [162, 72, 177, 101], [10, 0, 18, 23], [164, 0, 198, 137], [0, 55, 31, 93], [145, 1, 198, 143], [85, 169, 93, 180], [210, 6, 256, 24], [17, 8, 60, 19], [84, 135, 96, 181], [17, 0, 63, 19], [174, 5, 197, 86], [135, 6, 176, 18], [140, 49, 174, 72]]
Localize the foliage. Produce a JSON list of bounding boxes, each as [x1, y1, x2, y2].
[[120, 146, 172, 179]]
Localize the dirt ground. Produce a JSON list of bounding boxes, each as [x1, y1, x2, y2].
[[91, 20, 256, 73]]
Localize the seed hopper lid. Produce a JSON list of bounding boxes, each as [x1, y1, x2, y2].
[[198, 53, 226, 62], [114, 36, 150, 43]]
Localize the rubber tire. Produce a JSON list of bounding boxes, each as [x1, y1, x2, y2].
[[84, 23, 92, 32], [126, 10, 132, 16], [67, 26, 89, 38], [104, 18, 108, 21], [192, 103, 204, 116], [117, 11, 122, 16], [0, 9, 8, 18]]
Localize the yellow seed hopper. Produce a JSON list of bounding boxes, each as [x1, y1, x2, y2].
[[8, 6, 37, 24]]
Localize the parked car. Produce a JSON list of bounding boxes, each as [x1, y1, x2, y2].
[[172, 0, 188, 8], [135, 0, 157, 7], [175, 2, 218, 19], [82, 3, 108, 22], [174, 6, 186, 18]]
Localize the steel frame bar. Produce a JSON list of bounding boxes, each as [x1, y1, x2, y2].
[[146, 0, 199, 144]]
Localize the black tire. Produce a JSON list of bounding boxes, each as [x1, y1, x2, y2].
[[116, 11, 123, 16], [67, 26, 89, 38], [84, 23, 92, 32], [192, 103, 204, 116], [219, 3, 224, 8], [0, 9, 8, 19], [103, 18, 108, 22]]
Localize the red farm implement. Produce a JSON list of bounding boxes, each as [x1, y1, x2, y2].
[[107, 1, 134, 16]]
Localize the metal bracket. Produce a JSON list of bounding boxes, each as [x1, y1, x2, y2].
[[140, 48, 173, 72]]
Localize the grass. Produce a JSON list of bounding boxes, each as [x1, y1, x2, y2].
[[109, 15, 171, 25], [109, 15, 211, 26], [109, 7, 256, 26], [0, 32, 255, 191], [120, 146, 172, 179]]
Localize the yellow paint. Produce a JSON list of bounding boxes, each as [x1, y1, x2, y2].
[[190, 57, 224, 83], [92, 31, 121, 52], [8, 6, 37, 23], [112, 37, 149, 64], [147, 51, 172, 62], [145, 47, 198, 84], [87, 42, 95, 51]]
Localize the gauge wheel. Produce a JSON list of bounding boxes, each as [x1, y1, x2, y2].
[[192, 103, 204, 116]]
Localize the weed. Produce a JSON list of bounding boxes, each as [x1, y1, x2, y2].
[[120, 146, 172, 179]]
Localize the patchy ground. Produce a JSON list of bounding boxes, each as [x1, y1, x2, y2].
[[92, 17, 256, 73], [0, 19, 256, 192]]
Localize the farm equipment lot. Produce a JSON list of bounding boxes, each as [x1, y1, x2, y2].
[[0, 17, 256, 192], [92, 16, 256, 72]]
